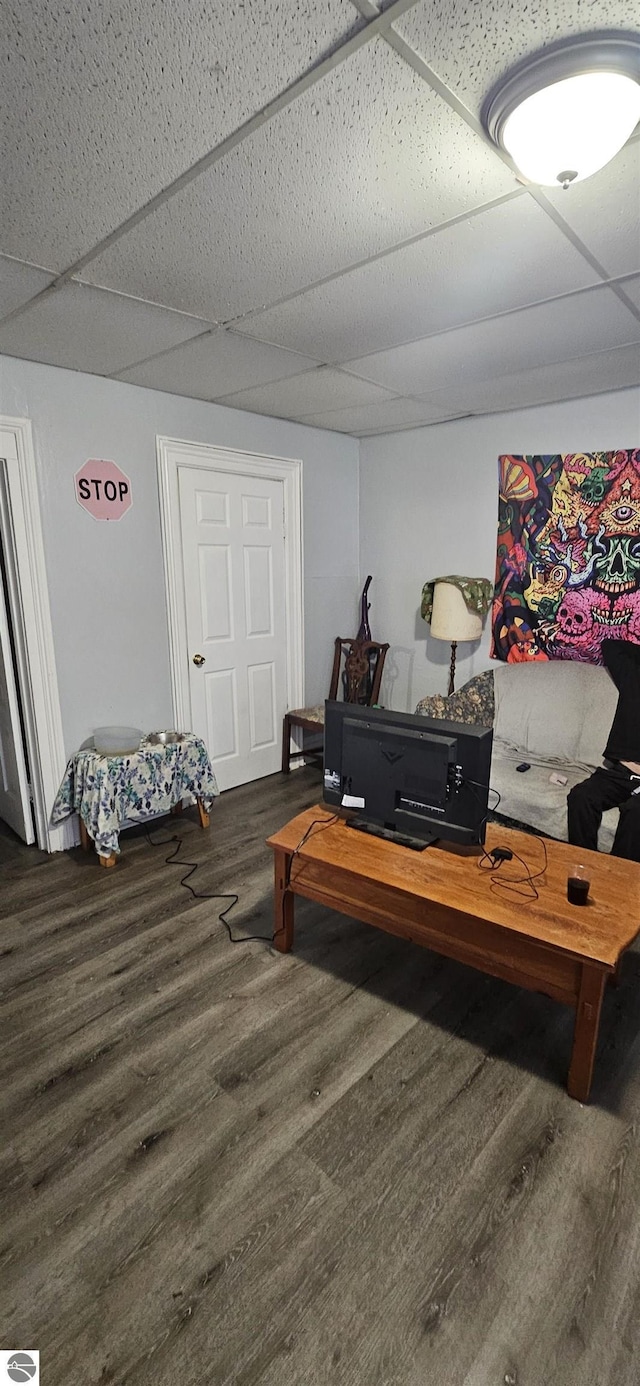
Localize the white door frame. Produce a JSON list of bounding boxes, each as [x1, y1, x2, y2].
[[156, 436, 304, 746], [0, 416, 70, 851]]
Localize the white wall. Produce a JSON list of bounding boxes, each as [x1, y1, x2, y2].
[[0, 355, 360, 757], [360, 387, 640, 713]]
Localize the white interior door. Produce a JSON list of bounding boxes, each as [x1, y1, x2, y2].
[[0, 555, 34, 842], [178, 465, 288, 791]]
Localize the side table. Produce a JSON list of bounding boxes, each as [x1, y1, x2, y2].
[[51, 733, 219, 866]]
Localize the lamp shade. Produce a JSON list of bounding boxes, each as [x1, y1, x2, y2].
[[430, 581, 483, 643]]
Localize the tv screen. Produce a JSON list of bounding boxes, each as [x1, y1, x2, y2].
[[323, 701, 493, 849]]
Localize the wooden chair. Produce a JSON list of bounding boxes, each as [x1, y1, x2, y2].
[[282, 636, 389, 774]]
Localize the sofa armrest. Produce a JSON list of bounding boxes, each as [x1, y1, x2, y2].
[[415, 670, 495, 726], [414, 692, 451, 720]]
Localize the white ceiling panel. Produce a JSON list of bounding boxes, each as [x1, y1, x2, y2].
[[410, 344, 640, 417], [543, 140, 640, 278], [236, 193, 602, 361], [1, 0, 362, 270], [343, 285, 640, 395], [117, 329, 320, 399], [0, 256, 55, 321], [293, 396, 452, 433], [394, 0, 640, 119], [0, 283, 211, 376], [2, 3, 638, 431], [216, 366, 398, 417], [619, 275, 640, 312], [81, 39, 516, 321]]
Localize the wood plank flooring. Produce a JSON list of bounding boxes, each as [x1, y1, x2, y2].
[[2, 768, 640, 1385]]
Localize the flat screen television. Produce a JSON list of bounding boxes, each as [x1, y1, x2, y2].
[[323, 701, 493, 849]]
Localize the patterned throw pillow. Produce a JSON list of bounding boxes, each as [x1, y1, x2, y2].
[[415, 670, 494, 726]]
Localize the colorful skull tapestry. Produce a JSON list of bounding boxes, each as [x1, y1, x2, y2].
[[491, 451, 640, 665]]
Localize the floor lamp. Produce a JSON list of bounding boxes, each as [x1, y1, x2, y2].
[[430, 579, 484, 695]]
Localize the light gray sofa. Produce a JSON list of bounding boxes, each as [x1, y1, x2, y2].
[[416, 660, 619, 850]]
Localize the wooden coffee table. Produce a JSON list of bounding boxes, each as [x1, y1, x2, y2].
[[267, 807, 640, 1102]]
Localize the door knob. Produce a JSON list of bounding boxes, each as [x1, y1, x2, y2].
[[192, 653, 205, 667]]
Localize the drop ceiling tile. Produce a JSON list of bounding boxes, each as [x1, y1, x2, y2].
[[237, 193, 602, 361], [82, 39, 515, 320], [394, 0, 640, 120], [356, 410, 469, 434], [296, 396, 449, 433], [2, 0, 362, 269], [543, 141, 640, 278], [117, 329, 320, 399], [413, 344, 640, 416], [216, 366, 398, 417], [0, 282, 211, 376], [618, 274, 640, 313], [343, 286, 640, 395], [0, 256, 55, 321]]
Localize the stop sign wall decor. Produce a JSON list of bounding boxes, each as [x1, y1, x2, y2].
[[75, 459, 133, 521]]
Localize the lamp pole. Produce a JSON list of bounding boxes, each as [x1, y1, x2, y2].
[[448, 641, 457, 696]]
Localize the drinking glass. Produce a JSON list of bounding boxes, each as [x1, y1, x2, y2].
[[567, 864, 590, 905]]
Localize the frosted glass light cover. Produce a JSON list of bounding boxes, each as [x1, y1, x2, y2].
[[502, 71, 640, 186]]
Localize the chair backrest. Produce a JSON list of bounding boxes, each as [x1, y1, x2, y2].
[[328, 637, 389, 706]]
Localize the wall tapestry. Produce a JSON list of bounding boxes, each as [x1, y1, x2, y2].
[[491, 450, 640, 664]]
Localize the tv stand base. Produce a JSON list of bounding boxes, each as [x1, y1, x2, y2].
[[345, 815, 435, 851]]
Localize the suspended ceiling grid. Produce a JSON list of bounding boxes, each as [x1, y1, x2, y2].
[[1, 0, 639, 436]]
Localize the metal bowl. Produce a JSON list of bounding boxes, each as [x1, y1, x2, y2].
[[147, 730, 186, 746]]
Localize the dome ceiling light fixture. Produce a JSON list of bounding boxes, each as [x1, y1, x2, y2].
[[481, 32, 640, 189]]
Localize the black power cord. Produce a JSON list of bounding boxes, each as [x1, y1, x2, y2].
[[463, 778, 502, 831], [464, 778, 549, 898], [145, 828, 273, 944], [284, 812, 339, 889], [478, 834, 549, 900], [146, 811, 339, 946]]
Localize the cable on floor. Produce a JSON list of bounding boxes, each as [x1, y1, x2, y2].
[[145, 827, 273, 944], [146, 810, 339, 946]]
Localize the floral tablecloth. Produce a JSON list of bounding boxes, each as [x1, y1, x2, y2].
[[51, 734, 219, 857]]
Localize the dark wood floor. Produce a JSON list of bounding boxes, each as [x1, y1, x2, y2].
[[2, 768, 640, 1386]]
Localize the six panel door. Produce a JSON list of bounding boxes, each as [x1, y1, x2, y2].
[[178, 466, 287, 791]]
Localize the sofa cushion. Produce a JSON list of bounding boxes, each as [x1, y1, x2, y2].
[[573, 667, 619, 765], [490, 738, 617, 851], [414, 670, 494, 726], [493, 660, 617, 764]]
